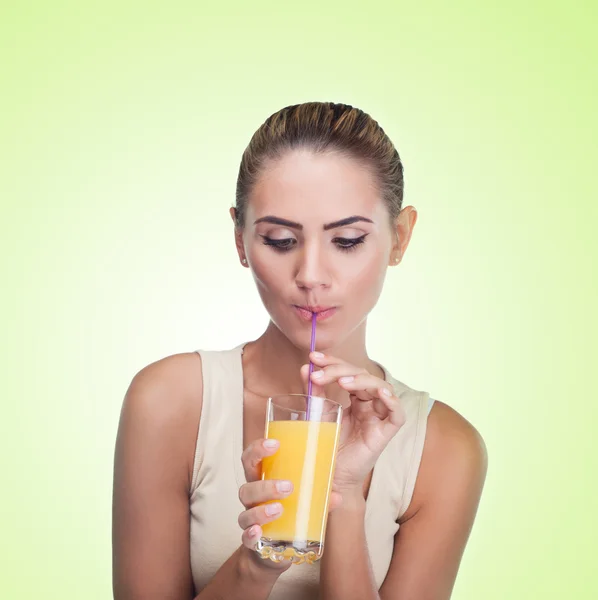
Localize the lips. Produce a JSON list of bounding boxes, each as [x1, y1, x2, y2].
[[293, 305, 337, 321]]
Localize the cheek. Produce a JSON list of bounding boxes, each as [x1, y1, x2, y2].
[[338, 252, 388, 315], [342, 249, 388, 288], [250, 257, 286, 296]]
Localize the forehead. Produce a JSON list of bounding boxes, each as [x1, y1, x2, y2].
[[247, 149, 386, 224]]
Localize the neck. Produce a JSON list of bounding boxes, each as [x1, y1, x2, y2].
[[241, 319, 384, 405]]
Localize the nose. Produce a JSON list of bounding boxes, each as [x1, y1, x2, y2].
[[294, 242, 330, 291]]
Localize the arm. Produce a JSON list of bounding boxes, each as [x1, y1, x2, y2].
[[191, 546, 282, 600], [319, 493, 380, 600], [319, 401, 487, 600], [112, 353, 283, 600], [378, 401, 488, 600]]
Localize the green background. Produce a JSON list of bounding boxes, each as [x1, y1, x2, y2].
[[1, 1, 596, 598]]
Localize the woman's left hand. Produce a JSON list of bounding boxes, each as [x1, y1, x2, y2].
[[301, 352, 407, 501]]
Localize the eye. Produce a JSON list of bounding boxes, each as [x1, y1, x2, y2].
[[333, 234, 368, 252], [260, 235, 297, 252]]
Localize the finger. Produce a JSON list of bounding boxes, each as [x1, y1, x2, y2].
[[309, 363, 367, 386], [242, 524, 262, 550], [372, 393, 391, 420], [336, 372, 394, 396], [348, 387, 381, 405], [238, 479, 294, 509], [238, 501, 284, 530], [328, 491, 343, 512], [339, 375, 404, 422], [242, 438, 280, 482], [347, 387, 406, 428], [300, 363, 325, 398], [346, 388, 389, 421], [375, 387, 407, 428], [308, 352, 346, 367]]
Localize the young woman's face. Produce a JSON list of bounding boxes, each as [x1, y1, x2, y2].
[[234, 149, 410, 351]]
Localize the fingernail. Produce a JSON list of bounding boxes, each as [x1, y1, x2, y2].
[[249, 525, 260, 537], [381, 388, 392, 396], [339, 376, 354, 384], [265, 502, 282, 516], [276, 480, 292, 493], [263, 439, 279, 449], [311, 351, 324, 358], [312, 370, 324, 379]]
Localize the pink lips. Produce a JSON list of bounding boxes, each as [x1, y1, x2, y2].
[[293, 305, 337, 321]]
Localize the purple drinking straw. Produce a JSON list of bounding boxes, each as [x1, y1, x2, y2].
[[306, 311, 317, 420]]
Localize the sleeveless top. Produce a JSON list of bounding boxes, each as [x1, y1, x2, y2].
[[189, 342, 434, 599]]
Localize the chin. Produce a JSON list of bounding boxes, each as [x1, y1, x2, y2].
[[272, 316, 343, 353]]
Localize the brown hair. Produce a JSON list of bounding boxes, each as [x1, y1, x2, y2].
[[234, 102, 404, 229]]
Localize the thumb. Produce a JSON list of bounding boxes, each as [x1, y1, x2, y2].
[[300, 363, 326, 398]]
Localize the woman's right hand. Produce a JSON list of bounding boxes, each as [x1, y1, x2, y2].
[[238, 438, 293, 572]]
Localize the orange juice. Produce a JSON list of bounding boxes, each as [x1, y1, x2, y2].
[[261, 420, 340, 543]]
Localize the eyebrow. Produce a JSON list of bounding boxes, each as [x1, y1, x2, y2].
[[253, 215, 374, 230]]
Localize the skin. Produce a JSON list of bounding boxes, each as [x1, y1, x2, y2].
[[112, 148, 488, 600], [234, 148, 404, 374]]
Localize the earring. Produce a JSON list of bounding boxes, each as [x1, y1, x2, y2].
[[242, 258, 247, 265]]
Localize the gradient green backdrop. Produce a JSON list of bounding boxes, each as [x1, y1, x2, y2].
[[1, 1, 596, 598]]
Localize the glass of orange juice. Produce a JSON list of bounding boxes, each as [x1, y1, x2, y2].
[[257, 393, 342, 565]]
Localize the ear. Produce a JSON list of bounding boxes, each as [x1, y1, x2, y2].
[[230, 207, 248, 267], [389, 206, 418, 266]]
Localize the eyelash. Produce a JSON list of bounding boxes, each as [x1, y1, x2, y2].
[[260, 234, 368, 253]]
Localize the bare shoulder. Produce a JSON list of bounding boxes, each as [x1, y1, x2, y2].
[[399, 400, 488, 523], [425, 400, 487, 461], [380, 400, 488, 597], [113, 352, 204, 598], [117, 351, 204, 488], [124, 351, 203, 416]]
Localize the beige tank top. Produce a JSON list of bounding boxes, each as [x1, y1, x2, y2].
[[190, 342, 432, 599]]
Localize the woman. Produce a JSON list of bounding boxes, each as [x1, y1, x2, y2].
[[112, 102, 488, 600]]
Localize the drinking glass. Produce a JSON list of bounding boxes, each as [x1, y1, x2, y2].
[[256, 394, 342, 564]]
